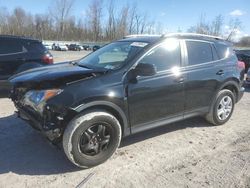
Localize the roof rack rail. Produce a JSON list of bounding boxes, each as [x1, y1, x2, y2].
[[0, 34, 38, 41], [123, 34, 161, 39], [161, 33, 224, 40]]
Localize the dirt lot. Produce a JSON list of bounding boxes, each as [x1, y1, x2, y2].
[[0, 51, 250, 188], [51, 50, 91, 63]]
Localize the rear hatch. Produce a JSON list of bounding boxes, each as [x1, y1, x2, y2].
[[23, 40, 53, 65]]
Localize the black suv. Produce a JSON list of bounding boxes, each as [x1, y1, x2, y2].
[[0, 35, 53, 97], [10, 34, 244, 168]]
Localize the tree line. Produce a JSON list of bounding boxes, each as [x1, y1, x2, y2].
[[0, 0, 247, 44], [0, 0, 160, 42]]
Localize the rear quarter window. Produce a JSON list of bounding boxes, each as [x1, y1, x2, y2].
[[24, 41, 47, 53], [186, 41, 213, 65], [214, 42, 233, 59]]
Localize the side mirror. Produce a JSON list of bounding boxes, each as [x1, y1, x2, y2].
[[134, 63, 157, 77]]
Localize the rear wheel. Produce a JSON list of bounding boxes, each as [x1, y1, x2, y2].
[[206, 89, 235, 125], [63, 110, 122, 168]]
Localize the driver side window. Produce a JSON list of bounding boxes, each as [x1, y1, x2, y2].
[[138, 39, 181, 72]]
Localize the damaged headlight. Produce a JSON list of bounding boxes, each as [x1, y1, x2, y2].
[[23, 89, 63, 114]]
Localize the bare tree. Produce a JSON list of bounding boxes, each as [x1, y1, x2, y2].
[[0, 1, 163, 42], [211, 14, 223, 36], [128, 3, 137, 34], [49, 0, 75, 40], [187, 14, 224, 36], [106, 0, 116, 40], [0, 7, 9, 34], [116, 5, 129, 38], [145, 20, 156, 34], [86, 0, 103, 41], [227, 18, 242, 41]]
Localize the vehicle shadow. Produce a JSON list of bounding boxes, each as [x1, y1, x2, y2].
[[120, 117, 212, 147], [0, 113, 212, 176], [0, 114, 79, 176]]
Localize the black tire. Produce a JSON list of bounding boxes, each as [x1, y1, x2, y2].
[[206, 89, 235, 125], [63, 110, 122, 168]]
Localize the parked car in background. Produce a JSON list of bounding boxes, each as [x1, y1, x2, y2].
[[53, 44, 68, 51], [82, 44, 90, 50], [235, 49, 250, 73], [245, 69, 250, 86], [93, 45, 101, 51], [44, 44, 52, 50], [10, 33, 244, 168], [68, 44, 82, 51], [0, 35, 53, 97], [78, 45, 84, 50]]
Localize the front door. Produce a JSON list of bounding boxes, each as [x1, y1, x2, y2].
[[128, 39, 186, 129]]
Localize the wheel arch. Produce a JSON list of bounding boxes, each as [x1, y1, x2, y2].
[[72, 101, 130, 137], [219, 79, 240, 102], [208, 79, 240, 114]]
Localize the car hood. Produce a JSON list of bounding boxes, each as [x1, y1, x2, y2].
[[9, 62, 104, 85]]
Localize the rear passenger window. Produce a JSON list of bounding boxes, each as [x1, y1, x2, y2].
[[0, 39, 24, 55], [186, 41, 213, 65]]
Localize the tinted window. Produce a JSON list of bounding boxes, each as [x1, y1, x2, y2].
[[24, 41, 46, 52], [138, 39, 181, 72], [214, 42, 232, 59], [0, 39, 24, 54], [186, 41, 213, 65]]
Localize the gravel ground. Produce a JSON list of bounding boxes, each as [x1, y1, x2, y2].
[[0, 51, 250, 188], [51, 50, 91, 63]]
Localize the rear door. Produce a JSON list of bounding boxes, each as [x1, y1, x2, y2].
[[183, 40, 221, 116]]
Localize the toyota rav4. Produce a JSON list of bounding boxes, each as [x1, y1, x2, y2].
[[9, 33, 245, 168]]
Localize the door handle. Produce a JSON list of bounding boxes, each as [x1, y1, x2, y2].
[[216, 70, 224, 75]]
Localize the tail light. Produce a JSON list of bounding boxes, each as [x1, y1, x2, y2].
[[42, 53, 54, 64], [237, 61, 245, 70]]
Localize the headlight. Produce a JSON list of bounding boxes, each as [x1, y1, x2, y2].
[[23, 89, 63, 114]]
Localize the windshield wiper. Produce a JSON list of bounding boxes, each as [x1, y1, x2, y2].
[[69, 61, 110, 73], [69, 61, 91, 69]]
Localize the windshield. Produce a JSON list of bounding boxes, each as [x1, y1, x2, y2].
[[78, 41, 148, 70]]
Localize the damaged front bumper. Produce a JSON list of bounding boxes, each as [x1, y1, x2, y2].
[[14, 100, 75, 143], [17, 107, 62, 141], [10, 86, 76, 142]]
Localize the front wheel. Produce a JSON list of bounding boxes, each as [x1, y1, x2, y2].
[[63, 110, 122, 168], [206, 89, 235, 125]]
